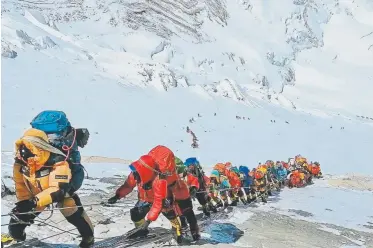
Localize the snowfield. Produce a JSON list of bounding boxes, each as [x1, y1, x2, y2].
[[1, 0, 373, 247]]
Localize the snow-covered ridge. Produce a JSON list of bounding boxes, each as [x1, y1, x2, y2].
[[2, 0, 373, 116]]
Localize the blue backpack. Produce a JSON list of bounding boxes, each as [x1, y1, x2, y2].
[[30, 110, 85, 192], [30, 110, 71, 134]]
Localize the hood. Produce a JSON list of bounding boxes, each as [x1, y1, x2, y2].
[[131, 155, 157, 184]]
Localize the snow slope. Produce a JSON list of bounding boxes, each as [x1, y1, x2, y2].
[[2, 0, 373, 247]]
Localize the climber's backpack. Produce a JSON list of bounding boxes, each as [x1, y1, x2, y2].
[[30, 110, 90, 192], [30, 110, 70, 134], [30, 110, 89, 148]]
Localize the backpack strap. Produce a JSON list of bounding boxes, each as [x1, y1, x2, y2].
[[61, 128, 77, 162]]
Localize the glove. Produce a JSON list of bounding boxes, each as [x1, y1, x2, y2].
[[107, 194, 120, 204], [13, 199, 37, 213], [190, 186, 197, 200], [141, 219, 151, 230]]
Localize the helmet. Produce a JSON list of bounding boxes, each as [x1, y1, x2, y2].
[[130, 155, 157, 183], [176, 163, 186, 175], [211, 170, 220, 178], [265, 160, 274, 167], [314, 161, 320, 166], [231, 166, 240, 175], [214, 163, 226, 174], [174, 156, 184, 166], [276, 161, 283, 168], [239, 166, 250, 176], [184, 157, 199, 167]]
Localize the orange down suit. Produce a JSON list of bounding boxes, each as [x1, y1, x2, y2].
[[115, 172, 167, 221], [147, 146, 199, 236], [185, 173, 210, 190], [308, 164, 321, 176], [148, 145, 190, 201], [119, 146, 200, 237], [225, 170, 241, 188]]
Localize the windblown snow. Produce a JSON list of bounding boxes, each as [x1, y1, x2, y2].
[[1, 0, 373, 247]]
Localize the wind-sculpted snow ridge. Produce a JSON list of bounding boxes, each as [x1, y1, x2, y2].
[[2, 0, 228, 42], [2, 0, 373, 116]]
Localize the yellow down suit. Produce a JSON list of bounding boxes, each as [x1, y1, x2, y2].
[[8, 129, 94, 247]]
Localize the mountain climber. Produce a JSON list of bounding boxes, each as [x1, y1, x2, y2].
[[287, 169, 306, 188], [253, 169, 268, 203], [288, 158, 296, 171], [148, 146, 200, 241], [281, 161, 290, 171], [30, 110, 90, 194], [275, 161, 288, 188], [264, 160, 279, 195], [299, 162, 313, 185], [238, 166, 255, 203], [108, 146, 200, 242], [308, 162, 323, 178], [225, 167, 245, 205], [176, 157, 215, 217], [107, 155, 184, 242], [209, 170, 231, 208], [295, 154, 308, 167], [184, 157, 216, 216], [175, 156, 186, 178], [7, 129, 94, 247]]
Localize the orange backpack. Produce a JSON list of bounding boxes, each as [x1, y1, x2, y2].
[[311, 165, 320, 175], [213, 163, 226, 174], [148, 145, 178, 184]]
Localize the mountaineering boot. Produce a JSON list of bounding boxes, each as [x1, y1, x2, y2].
[[191, 229, 201, 242], [230, 197, 239, 206], [79, 236, 94, 248], [169, 217, 183, 244], [216, 199, 224, 208], [179, 216, 189, 236], [208, 199, 218, 213], [202, 205, 210, 217], [61, 195, 95, 246], [1, 233, 16, 247], [210, 204, 218, 213], [8, 217, 27, 242], [261, 192, 268, 203]]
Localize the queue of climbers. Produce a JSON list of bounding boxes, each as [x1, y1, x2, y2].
[[174, 155, 323, 217], [1, 110, 323, 248]]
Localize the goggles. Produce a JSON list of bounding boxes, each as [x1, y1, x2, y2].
[[129, 164, 141, 183]]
